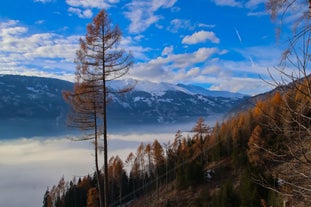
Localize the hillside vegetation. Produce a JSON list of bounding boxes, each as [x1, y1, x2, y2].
[[43, 77, 311, 207]]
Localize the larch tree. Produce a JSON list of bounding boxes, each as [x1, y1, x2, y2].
[[87, 188, 100, 207], [247, 125, 265, 167], [151, 139, 165, 173], [248, 2, 311, 204], [43, 189, 53, 207], [111, 156, 124, 206], [144, 143, 153, 177], [192, 117, 211, 140], [267, 0, 311, 42], [261, 0, 311, 203], [192, 117, 211, 162], [63, 79, 104, 207], [136, 143, 145, 182], [125, 152, 138, 197], [64, 9, 133, 207], [151, 139, 165, 199]]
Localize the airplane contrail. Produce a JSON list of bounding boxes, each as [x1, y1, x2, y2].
[[234, 27, 242, 44], [235, 27, 256, 67], [249, 57, 255, 67]]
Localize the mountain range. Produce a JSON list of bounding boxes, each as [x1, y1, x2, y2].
[[0, 75, 248, 138]]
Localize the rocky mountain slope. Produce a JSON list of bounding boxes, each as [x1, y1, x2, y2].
[[0, 75, 248, 138]]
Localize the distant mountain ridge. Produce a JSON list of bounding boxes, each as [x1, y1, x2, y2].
[[0, 75, 72, 119], [0, 75, 248, 138], [177, 83, 245, 98], [108, 79, 245, 98]]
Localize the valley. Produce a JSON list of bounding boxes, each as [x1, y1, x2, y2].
[[0, 75, 245, 139]]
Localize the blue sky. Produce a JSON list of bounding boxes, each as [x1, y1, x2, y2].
[[0, 0, 302, 95]]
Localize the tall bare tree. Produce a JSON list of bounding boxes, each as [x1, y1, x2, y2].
[[64, 9, 133, 207], [241, 2, 311, 205], [251, 23, 311, 206], [63, 78, 104, 207], [267, 0, 311, 41]]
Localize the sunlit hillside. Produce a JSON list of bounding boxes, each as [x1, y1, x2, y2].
[[45, 76, 311, 207]]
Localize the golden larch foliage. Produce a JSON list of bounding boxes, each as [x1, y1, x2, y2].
[[247, 125, 265, 167], [271, 92, 282, 105], [87, 187, 99, 207]]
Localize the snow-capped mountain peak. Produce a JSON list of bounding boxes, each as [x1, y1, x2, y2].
[[108, 79, 246, 99], [133, 80, 189, 96], [177, 83, 246, 98]]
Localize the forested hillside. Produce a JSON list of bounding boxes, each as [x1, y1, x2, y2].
[[43, 76, 311, 207]]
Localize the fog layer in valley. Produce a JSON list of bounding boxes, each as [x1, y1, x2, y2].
[[0, 115, 221, 207]]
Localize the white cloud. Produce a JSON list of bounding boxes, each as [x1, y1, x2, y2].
[[68, 7, 93, 18], [0, 19, 150, 82], [210, 0, 242, 7], [0, 26, 28, 37], [0, 20, 19, 28], [212, 0, 242, 7], [35, 20, 45, 24], [0, 21, 79, 58], [198, 23, 216, 28], [0, 20, 282, 95], [165, 47, 219, 68], [168, 20, 215, 33], [124, 0, 178, 33], [209, 76, 272, 95], [201, 65, 221, 75], [0, 20, 80, 81], [245, 0, 266, 9], [125, 41, 285, 95], [151, 0, 177, 10], [66, 0, 111, 9], [65, 0, 120, 18], [182, 30, 220, 45], [171, 6, 181, 13], [210, 0, 268, 17], [186, 67, 200, 77], [119, 35, 151, 60], [129, 47, 221, 83], [161, 45, 174, 56], [133, 34, 144, 41], [247, 11, 268, 16], [108, 0, 120, 3], [125, 8, 160, 33], [34, 0, 54, 3], [167, 18, 195, 33]]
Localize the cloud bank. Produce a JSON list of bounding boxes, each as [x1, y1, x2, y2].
[[0, 135, 154, 207], [0, 20, 79, 81]]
